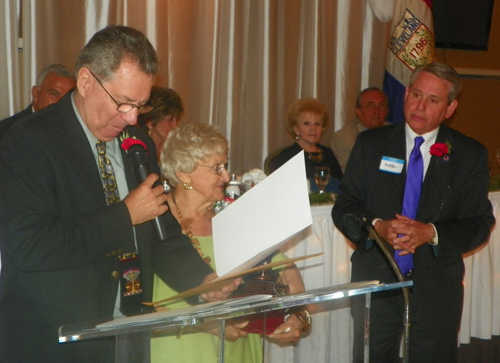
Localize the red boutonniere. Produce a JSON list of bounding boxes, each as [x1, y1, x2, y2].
[[430, 140, 452, 161], [119, 130, 148, 153]]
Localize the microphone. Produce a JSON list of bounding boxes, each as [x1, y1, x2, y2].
[[127, 143, 167, 241], [357, 214, 411, 361], [343, 213, 406, 282]]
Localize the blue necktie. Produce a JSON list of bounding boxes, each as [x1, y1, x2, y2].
[[396, 136, 424, 275]]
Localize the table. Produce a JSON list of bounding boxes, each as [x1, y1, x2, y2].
[[266, 193, 500, 362], [461, 191, 500, 343]]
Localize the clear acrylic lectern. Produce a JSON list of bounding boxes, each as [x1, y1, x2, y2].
[[59, 280, 412, 363]]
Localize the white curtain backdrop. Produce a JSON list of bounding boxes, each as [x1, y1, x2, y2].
[[0, 0, 391, 172], [0, 0, 22, 116]]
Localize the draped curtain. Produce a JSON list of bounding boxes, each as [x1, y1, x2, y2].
[[0, 0, 390, 174], [0, 1, 391, 360], [0, 1, 22, 117]]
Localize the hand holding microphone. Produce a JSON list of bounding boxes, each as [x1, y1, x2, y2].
[[123, 141, 168, 240], [123, 173, 167, 225]]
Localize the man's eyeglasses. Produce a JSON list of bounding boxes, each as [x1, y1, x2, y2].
[[359, 103, 388, 112], [89, 70, 154, 114], [199, 162, 229, 176]]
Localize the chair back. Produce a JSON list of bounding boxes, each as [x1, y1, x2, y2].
[[264, 146, 287, 175]]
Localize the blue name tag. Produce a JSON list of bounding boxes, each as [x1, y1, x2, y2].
[[379, 156, 404, 174]]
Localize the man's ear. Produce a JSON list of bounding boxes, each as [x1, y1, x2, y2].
[[403, 85, 411, 103], [445, 99, 458, 119], [31, 85, 39, 108], [76, 67, 92, 97], [354, 107, 362, 120]]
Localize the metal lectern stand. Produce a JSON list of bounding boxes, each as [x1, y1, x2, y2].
[[59, 280, 412, 363]]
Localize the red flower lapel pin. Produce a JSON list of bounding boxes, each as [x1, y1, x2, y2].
[[430, 140, 452, 161], [119, 130, 148, 153]]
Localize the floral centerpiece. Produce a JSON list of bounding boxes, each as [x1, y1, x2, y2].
[[309, 191, 335, 205]]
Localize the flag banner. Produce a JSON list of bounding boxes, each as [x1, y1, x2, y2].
[[383, 0, 435, 124]]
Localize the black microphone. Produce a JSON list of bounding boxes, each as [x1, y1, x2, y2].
[[343, 213, 362, 242], [127, 143, 167, 241]]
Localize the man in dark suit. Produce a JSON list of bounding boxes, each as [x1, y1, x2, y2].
[[0, 63, 75, 140], [332, 63, 494, 362], [0, 26, 237, 363]]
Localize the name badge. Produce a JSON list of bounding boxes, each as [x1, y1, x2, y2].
[[379, 156, 404, 174]]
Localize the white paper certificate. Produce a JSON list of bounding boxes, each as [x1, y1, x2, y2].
[[212, 151, 312, 277]]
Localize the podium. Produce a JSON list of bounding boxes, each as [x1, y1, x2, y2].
[[59, 280, 412, 363]]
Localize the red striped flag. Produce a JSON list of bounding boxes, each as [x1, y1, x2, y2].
[[383, 0, 435, 124]]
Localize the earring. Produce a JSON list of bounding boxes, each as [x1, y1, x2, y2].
[[148, 127, 152, 135], [295, 134, 299, 141], [183, 182, 192, 190]]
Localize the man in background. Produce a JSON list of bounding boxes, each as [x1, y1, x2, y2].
[[0, 63, 75, 140], [0, 25, 236, 363], [330, 87, 390, 171], [332, 63, 494, 362]]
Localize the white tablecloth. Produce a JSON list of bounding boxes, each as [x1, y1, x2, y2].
[[264, 193, 500, 362], [264, 205, 355, 363], [460, 191, 500, 343]]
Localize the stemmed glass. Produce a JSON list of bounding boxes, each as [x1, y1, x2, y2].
[[314, 167, 331, 194]]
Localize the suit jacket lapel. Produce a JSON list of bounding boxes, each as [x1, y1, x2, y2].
[[56, 94, 106, 208], [119, 126, 143, 192], [387, 123, 407, 206], [418, 125, 453, 221], [57, 101, 145, 208]]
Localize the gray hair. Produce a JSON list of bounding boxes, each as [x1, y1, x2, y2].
[[161, 122, 229, 186], [36, 64, 74, 86], [409, 62, 461, 103], [355, 87, 388, 108], [75, 25, 158, 81]]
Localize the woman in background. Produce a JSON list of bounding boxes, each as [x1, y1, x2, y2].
[[151, 122, 309, 363], [137, 86, 184, 159], [268, 97, 342, 192]]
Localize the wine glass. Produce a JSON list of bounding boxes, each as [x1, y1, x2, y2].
[[314, 167, 330, 194]]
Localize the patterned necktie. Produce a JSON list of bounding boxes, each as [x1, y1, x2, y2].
[[96, 141, 121, 205], [97, 140, 144, 315], [396, 136, 425, 275]]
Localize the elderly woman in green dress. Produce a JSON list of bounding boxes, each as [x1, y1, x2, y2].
[[151, 122, 310, 363]]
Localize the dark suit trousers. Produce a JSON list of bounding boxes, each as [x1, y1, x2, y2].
[[351, 281, 462, 363], [0, 316, 115, 363], [0, 315, 155, 363]]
